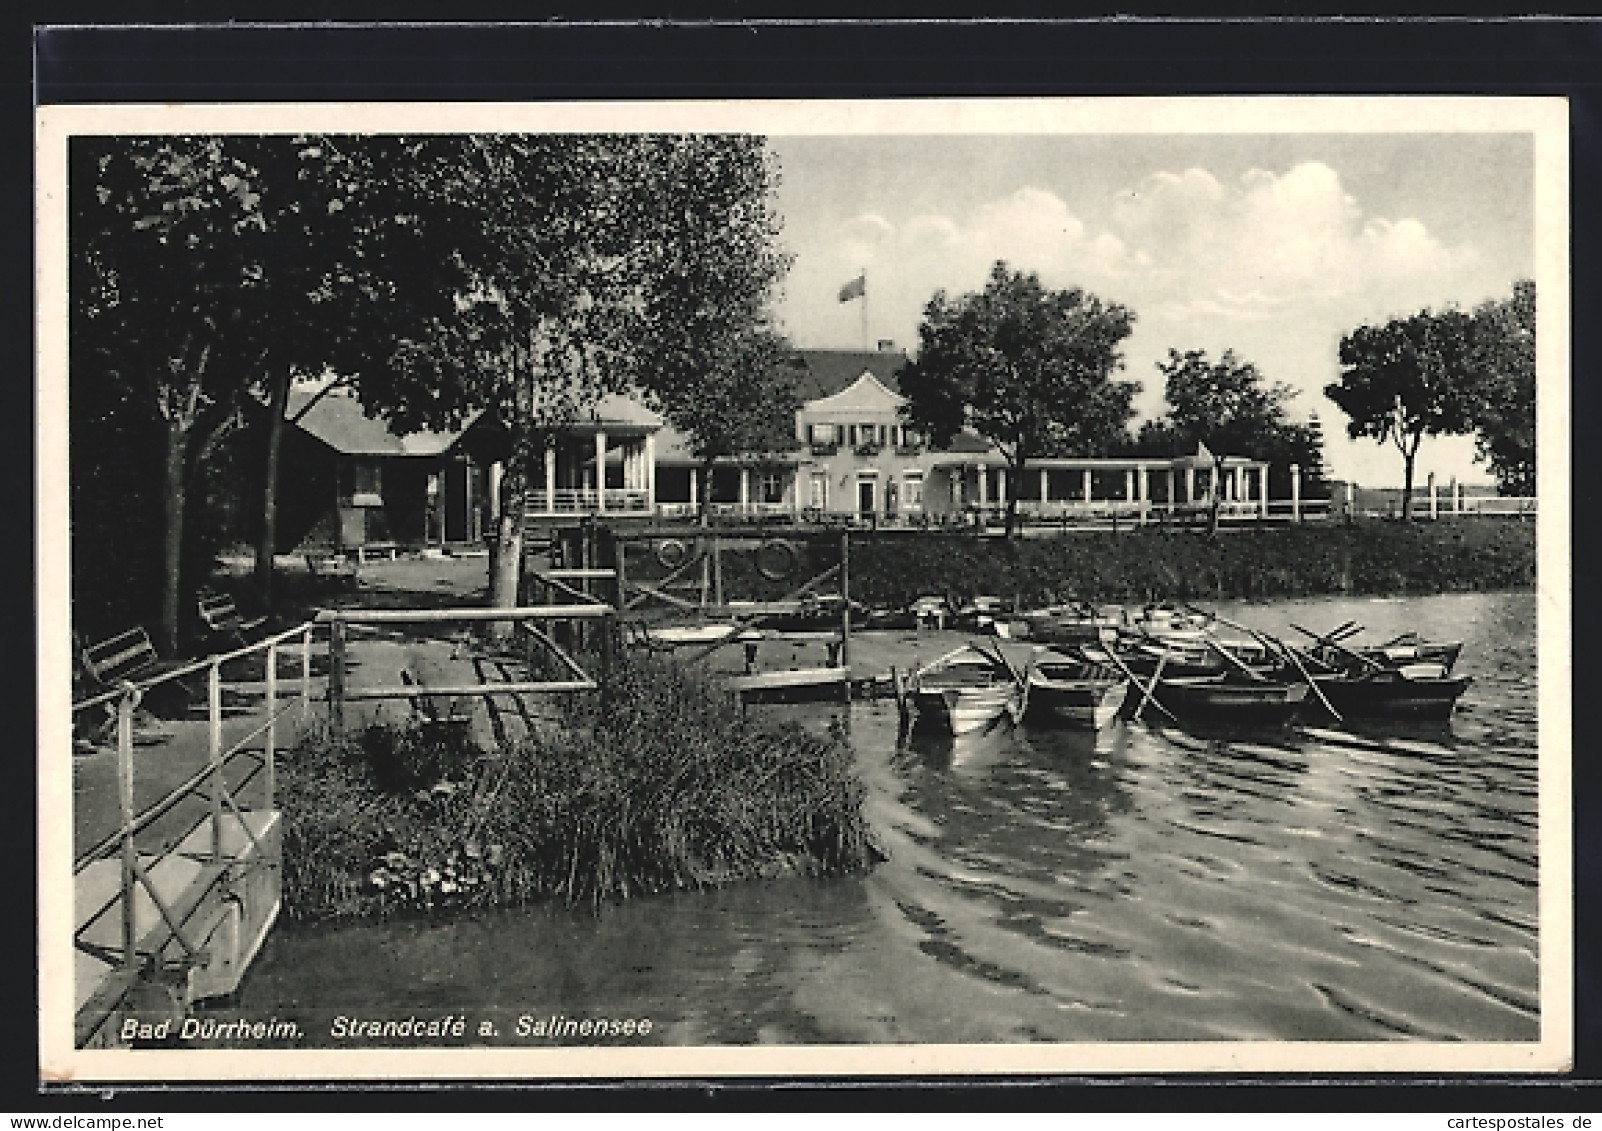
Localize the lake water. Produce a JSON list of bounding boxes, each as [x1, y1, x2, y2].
[[218, 591, 1541, 1046]]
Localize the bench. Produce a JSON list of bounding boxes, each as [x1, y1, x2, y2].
[[82, 626, 164, 690], [77, 627, 194, 738], [306, 551, 359, 589], [197, 592, 269, 649]]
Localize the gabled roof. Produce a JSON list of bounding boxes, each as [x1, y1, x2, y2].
[[804, 372, 904, 417], [790, 348, 909, 404], [287, 386, 662, 457], [566, 393, 664, 432], [287, 387, 478, 457]]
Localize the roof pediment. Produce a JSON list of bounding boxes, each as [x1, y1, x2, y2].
[[804, 371, 904, 415]]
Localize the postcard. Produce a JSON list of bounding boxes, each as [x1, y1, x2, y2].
[[37, 94, 1571, 1082]]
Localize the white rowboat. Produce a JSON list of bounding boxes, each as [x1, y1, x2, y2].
[[908, 644, 1024, 736], [1024, 648, 1130, 730]]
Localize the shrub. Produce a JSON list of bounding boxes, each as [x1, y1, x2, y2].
[[844, 519, 1534, 608], [279, 653, 876, 920]]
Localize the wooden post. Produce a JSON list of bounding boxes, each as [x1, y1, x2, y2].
[[265, 640, 278, 811], [209, 660, 223, 862], [712, 533, 724, 609], [700, 537, 710, 608], [1428, 472, 1439, 520], [117, 689, 136, 968], [329, 616, 347, 730], [1290, 463, 1301, 523], [614, 534, 627, 608], [599, 609, 617, 713], [300, 624, 313, 725], [840, 530, 852, 707], [544, 443, 557, 516]]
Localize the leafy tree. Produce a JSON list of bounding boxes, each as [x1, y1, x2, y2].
[[899, 262, 1138, 537], [626, 137, 795, 522], [1470, 279, 1536, 495], [648, 329, 799, 522], [241, 137, 473, 605], [72, 134, 472, 655], [1133, 348, 1328, 503], [72, 137, 279, 655], [369, 135, 791, 616], [1327, 306, 1486, 521]]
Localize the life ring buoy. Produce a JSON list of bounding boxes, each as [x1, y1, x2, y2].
[[656, 538, 689, 570], [755, 538, 799, 582]]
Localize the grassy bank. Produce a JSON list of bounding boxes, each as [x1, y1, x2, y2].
[[841, 518, 1536, 609], [279, 650, 876, 920]]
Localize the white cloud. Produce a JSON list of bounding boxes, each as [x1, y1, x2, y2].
[[778, 159, 1503, 484]]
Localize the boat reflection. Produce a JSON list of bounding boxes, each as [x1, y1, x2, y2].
[[899, 712, 1018, 774]]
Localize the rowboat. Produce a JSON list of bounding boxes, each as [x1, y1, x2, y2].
[[1297, 623, 1464, 675], [755, 595, 868, 634], [1353, 633, 1465, 674], [1308, 665, 1471, 722], [907, 643, 1025, 736], [1155, 674, 1310, 727], [953, 595, 1011, 634], [1024, 647, 1129, 729], [1022, 602, 1126, 648]]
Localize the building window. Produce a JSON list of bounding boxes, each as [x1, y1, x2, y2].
[[809, 422, 839, 446], [853, 422, 884, 454], [902, 471, 924, 509], [809, 472, 829, 510], [760, 472, 784, 504], [352, 462, 383, 507]]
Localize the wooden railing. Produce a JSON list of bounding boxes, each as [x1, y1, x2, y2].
[[316, 604, 618, 728], [524, 488, 653, 515]]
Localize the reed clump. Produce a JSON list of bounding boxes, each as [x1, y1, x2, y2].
[[279, 651, 876, 920]]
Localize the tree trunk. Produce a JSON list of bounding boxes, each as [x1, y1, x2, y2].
[[486, 458, 524, 642], [1400, 444, 1417, 521], [160, 424, 189, 659], [1208, 460, 1224, 537], [699, 460, 715, 527], [255, 364, 290, 607], [1005, 458, 1023, 539]]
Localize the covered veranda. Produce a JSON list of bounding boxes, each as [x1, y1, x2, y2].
[[519, 395, 661, 519], [928, 443, 1273, 523]]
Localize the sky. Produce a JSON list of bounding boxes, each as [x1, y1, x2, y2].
[[766, 133, 1535, 487]]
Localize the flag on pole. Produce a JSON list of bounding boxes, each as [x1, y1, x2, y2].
[[838, 274, 866, 302]]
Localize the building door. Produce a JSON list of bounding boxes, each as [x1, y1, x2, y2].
[[858, 478, 876, 516]]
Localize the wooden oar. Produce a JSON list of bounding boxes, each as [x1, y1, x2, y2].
[[1112, 645, 1172, 723], [1279, 641, 1343, 722], [979, 638, 1026, 689], [912, 644, 979, 681], [1203, 633, 1270, 682], [1291, 624, 1386, 674], [1290, 620, 1366, 653]]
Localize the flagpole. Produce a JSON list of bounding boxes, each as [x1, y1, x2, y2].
[[860, 268, 868, 351]]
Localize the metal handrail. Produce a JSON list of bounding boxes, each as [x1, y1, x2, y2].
[[73, 745, 265, 878], [73, 619, 319, 1012], [72, 620, 320, 716]]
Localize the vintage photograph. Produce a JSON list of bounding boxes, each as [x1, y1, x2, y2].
[[37, 97, 1570, 1080]]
